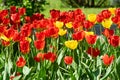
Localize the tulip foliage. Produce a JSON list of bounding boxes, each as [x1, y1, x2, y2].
[[0, 6, 120, 80]]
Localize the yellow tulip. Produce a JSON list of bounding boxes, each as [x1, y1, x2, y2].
[[108, 8, 116, 14], [0, 34, 10, 41], [54, 21, 64, 28], [85, 31, 94, 36], [88, 14, 96, 23], [65, 40, 78, 50], [58, 29, 67, 36], [25, 37, 32, 43], [65, 22, 73, 28], [102, 19, 112, 29]]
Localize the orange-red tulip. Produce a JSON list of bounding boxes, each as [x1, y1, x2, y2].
[[86, 35, 97, 45], [102, 54, 114, 66], [64, 56, 73, 65], [16, 56, 26, 67]]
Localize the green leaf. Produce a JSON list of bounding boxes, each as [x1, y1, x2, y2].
[[8, 58, 13, 76], [57, 49, 65, 65], [71, 61, 77, 70], [57, 69, 64, 80], [81, 61, 94, 80], [116, 56, 120, 78], [100, 64, 112, 80], [3, 62, 9, 80], [23, 66, 31, 76], [13, 75, 22, 80]]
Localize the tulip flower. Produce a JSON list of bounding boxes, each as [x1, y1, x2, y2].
[[103, 29, 114, 38], [87, 47, 100, 57], [85, 35, 97, 45], [34, 53, 45, 62], [102, 54, 114, 66], [109, 35, 119, 47], [102, 19, 112, 29], [88, 14, 96, 23], [108, 8, 116, 14], [20, 40, 30, 54], [65, 40, 78, 50], [55, 21, 64, 28], [35, 31, 45, 41], [16, 56, 26, 68], [72, 31, 85, 41], [34, 40, 45, 50], [64, 56, 73, 65], [65, 22, 73, 28], [18, 7, 26, 15], [44, 52, 57, 63], [58, 29, 67, 36], [50, 9, 60, 19], [101, 10, 111, 19]]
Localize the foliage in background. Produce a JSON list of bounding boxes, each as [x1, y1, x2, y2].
[[61, 0, 120, 8], [0, 0, 47, 16]]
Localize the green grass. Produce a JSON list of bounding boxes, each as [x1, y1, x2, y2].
[[41, 0, 107, 17]]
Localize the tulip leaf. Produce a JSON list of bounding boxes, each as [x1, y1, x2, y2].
[[23, 66, 31, 76], [3, 62, 9, 80], [57, 48, 65, 65], [13, 75, 22, 80], [71, 61, 77, 70], [116, 56, 120, 78], [81, 62, 94, 80], [57, 69, 64, 80], [8, 58, 13, 76], [100, 64, 112, 80]]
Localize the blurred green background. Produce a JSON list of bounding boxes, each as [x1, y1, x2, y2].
[[0, 0, 119, 17]]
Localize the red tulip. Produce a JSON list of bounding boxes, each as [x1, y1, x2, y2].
[[74, 9, 83, 16], [85, 35, 97, 45], [72, 31, 85, 41], [20, 23, 32, 37], [10, 6, 16, 14], [35, 31, 45, 41], [11, 13, 20, 23], [34, 53, 45, 62], [109, 35, 119, 47], [111, 16, 119, 24], [2, 18, 10, 25], [83, 20, 93, 30], [18, 7, 26, 15], [50, 9, 60, 19], [64, 56, 73, 65], [16, 56, 26, 67], [102, 54, 114, 66], [44, 27, 59, 38], [2, 40, 10, 46], [31, 13, 44, 21], [75, 14, 86, 22], [4, 27, 16, 39], [25, 16, 31, 23], [73, 20, 82, 29], [115, 8, 120, 16], [103, 29, 114, 38], [96, 13, 104, 23], [34, 40, 45, 50], [87, 47, 100, 57], [44, 52, 57, 63], [20, 40, 30, 54], [101, 10, 111, 19]]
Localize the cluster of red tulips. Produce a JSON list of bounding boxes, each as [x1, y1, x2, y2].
[[0, 6, 120, 80]]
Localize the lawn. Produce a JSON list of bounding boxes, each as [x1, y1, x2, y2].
[[41, 0, 107, 17]]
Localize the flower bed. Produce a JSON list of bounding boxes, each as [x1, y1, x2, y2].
[[0, 6, 120, 80]]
